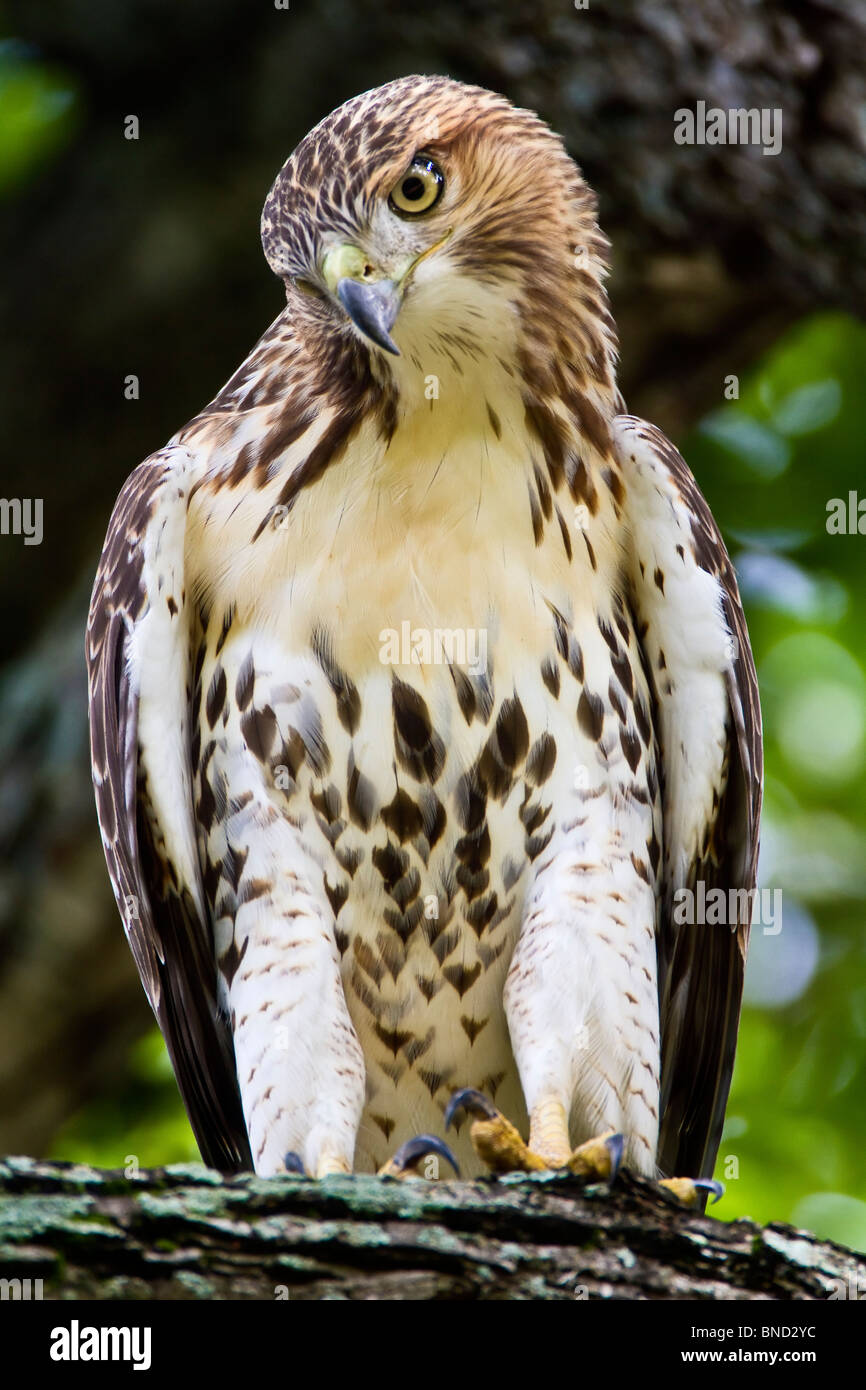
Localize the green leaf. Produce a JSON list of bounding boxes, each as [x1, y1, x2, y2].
[[0, 40, 81, 194], [698, 410, 790, 478], [772, 379, 842, 437]]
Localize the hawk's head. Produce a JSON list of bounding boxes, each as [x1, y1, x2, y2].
[[261, 75, 617, 394]]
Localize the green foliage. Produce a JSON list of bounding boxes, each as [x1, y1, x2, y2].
[[0, 39, 81, 195], [50, 1031, 199, 1172], [689, 313, 866, 1247]]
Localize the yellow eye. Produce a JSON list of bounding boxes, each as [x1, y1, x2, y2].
[[389, 155, 444, 217]]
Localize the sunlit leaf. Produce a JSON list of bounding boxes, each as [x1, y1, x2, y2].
[[772, 379, 842, 437], [0, 39, 81, 194], [698, 409, 790, 478]]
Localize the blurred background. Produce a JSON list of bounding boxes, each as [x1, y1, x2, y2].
[[1, 0, 864, 1247]]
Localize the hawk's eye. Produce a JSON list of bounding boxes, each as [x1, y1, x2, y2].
[[389, 156, 444, 217]]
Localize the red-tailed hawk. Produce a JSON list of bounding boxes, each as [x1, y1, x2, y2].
[[87, 76, 762, 1197]]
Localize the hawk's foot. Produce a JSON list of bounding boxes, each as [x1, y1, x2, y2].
[[282, 1149, 352, 1178], [282, 1136, 459, 1179], [659, 1177, 724, 1208], [445, 1087, 546, 1173], [378, 1134, 460, 1181], [445, 1087, 623, 1181]]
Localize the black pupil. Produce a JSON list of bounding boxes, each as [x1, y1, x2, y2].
[[402, 175, 426, 202]]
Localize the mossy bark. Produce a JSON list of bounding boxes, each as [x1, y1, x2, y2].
[[1, 1158, 863, 1301]]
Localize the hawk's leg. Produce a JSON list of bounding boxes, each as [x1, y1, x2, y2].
[[501, 808, 662, 1177], [211, 772, 367, 1178], [447, 780, 664, 1180]]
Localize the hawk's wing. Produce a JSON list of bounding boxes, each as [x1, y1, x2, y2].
[[613, 415, 762, 1180], [86, 444, 252, 1172]]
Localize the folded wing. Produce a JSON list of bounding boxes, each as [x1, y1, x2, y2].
[[86, 444, 252, 1171], [614, 415, 762, 1180]]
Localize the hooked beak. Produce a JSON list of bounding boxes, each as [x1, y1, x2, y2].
[[321, 231, 452, 358], [322, 244, 401, 356], [336, 276, 401, 356]]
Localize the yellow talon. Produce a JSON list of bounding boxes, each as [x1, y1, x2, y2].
[[378, 1135, 460, 1180], [659, 1177, 724, 1207], [446, 1088, 624, 1181], [566, 1129, 624, 1180]]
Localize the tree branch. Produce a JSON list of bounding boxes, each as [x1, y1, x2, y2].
[[1, 1157, 862, 1301]]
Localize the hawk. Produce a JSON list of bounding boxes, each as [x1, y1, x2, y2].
[[87, 76, 762, 1195]]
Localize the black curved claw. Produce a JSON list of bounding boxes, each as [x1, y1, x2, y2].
[[604, 1132, 625, 1182], [444, 1087, 498, 1129], [386, 1134, 460, 1178], [283, 1152, 306, 1175], [693, 1178, 724, 1204]]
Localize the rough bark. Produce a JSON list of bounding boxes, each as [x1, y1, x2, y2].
[[1, 0, 864, 1152], [0, 1157, 863, 1301]]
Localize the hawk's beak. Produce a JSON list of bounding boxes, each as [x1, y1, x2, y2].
[[336, 277, 401, 356], [322, 245, 402, 356]]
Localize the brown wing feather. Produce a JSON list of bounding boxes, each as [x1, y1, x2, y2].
[[616, 416, 762, 1181], [656, 563, 762, 1179], [87, 453, 252, 1172], [654, 434, 761, 1180]]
